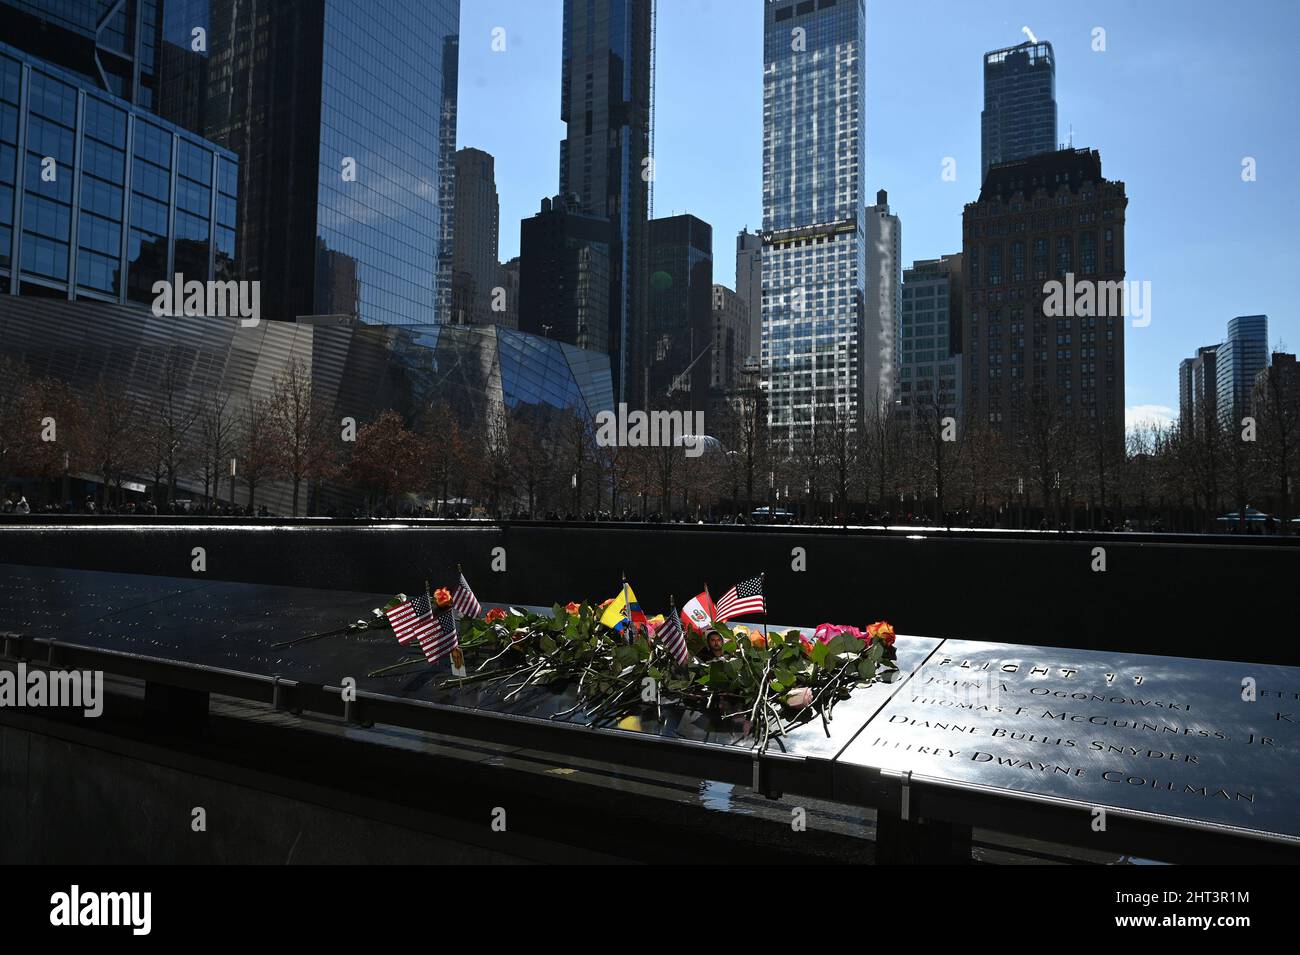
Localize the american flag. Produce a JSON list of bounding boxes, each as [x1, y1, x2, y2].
[[453, 571, 481, 619], [418, 607, 459, 664], [658, 607, 690, 666], [715, 574, 765, 622], [386, 591, 437, 645]]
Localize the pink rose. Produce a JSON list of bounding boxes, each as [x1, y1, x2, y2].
[[812, 623, 864, 644], [785, 687, 814, 709]]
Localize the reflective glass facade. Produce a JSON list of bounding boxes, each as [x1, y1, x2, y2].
[[647, 214, 712, 413], [981, 41, 1057, 183], [761, 0, 866, 443], [558, 0, 652, 408], [0, 41, 236, 302], [0, 0, 163, 109], [156, 0, 460, 326], [1216, 315, 1269, 427], [317, 0, 460, 326]]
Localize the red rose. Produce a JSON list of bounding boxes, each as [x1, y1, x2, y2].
[[485, 607, 506, 624]]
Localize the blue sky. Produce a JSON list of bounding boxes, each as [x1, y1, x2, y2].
[[456, 0, 1298, 425]]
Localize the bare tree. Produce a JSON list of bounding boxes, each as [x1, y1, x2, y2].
[[269, 357, 334, 516], [147, 351, 201, 505], [237, 396, 282, 513], [198, 390, 238, 509], [84, 378, 146, 509]]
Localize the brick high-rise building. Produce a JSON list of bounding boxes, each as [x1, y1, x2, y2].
[[962, 148, 1126, 453]]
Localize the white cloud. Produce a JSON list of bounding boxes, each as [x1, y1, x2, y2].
[[1125, 404, 1176, 431]]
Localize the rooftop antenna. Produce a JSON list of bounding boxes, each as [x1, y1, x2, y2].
[[1021, 26, 1038, 43], [1068, 122, 1074, 148]]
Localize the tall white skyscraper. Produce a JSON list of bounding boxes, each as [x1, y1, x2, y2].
[[865, 189, 902, 408], [760, 0, 867, 445]]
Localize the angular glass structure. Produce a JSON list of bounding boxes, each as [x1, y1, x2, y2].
[[761, 0, 867, 443], [981, 40, 1057, 183], [0, 0, 165, 109], [0, 40, 237, 302], [0, 296, 613, 512]]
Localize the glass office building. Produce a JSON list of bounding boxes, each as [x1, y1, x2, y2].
[[0, 40, 237, 302], [0, 0, 164, 109], [558, 0, 652, 408], [761, 0, 867, 444], [981, 41, 1057, 184], [647, 213, 712, 413], [155, 0, 460, 326], [1215, 314, 1269, 427], [899, 255, 963, 429]]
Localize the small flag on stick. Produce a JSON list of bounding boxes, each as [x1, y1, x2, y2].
[[453, 569, 481, 619], [419, 606, 459, 664], [660, 597, 690, 666], [715, 574, 765, 622], [385, 590, 436, 646], [680, 590, 715, 634]]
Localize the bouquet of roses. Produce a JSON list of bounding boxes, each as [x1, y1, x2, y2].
[[355, 590, 897, 751]]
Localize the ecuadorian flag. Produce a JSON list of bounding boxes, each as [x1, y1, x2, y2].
[[599, 584, 648, 632]]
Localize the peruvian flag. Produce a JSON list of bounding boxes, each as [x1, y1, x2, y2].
[[680, 591, 716, 634]]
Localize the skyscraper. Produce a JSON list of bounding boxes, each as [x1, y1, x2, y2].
[[962, 148, 1127, 453], [761, 0, 866, 446], [157, 0, 460, 326], [865, 189, 902, 408], [0, 0, 165, 109], [518, 195, 611, 353], [1178, 344, 1218, 434], [1216, 315, 1269, 427], [899, 255, 963, 430], [735, 228, 761, 360], [647, 213, 712, 413], [452, 147, 500, 326], [558, 0, 652, 408], [711, 284, 749, 394], [981, 40, 1057, 183]]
